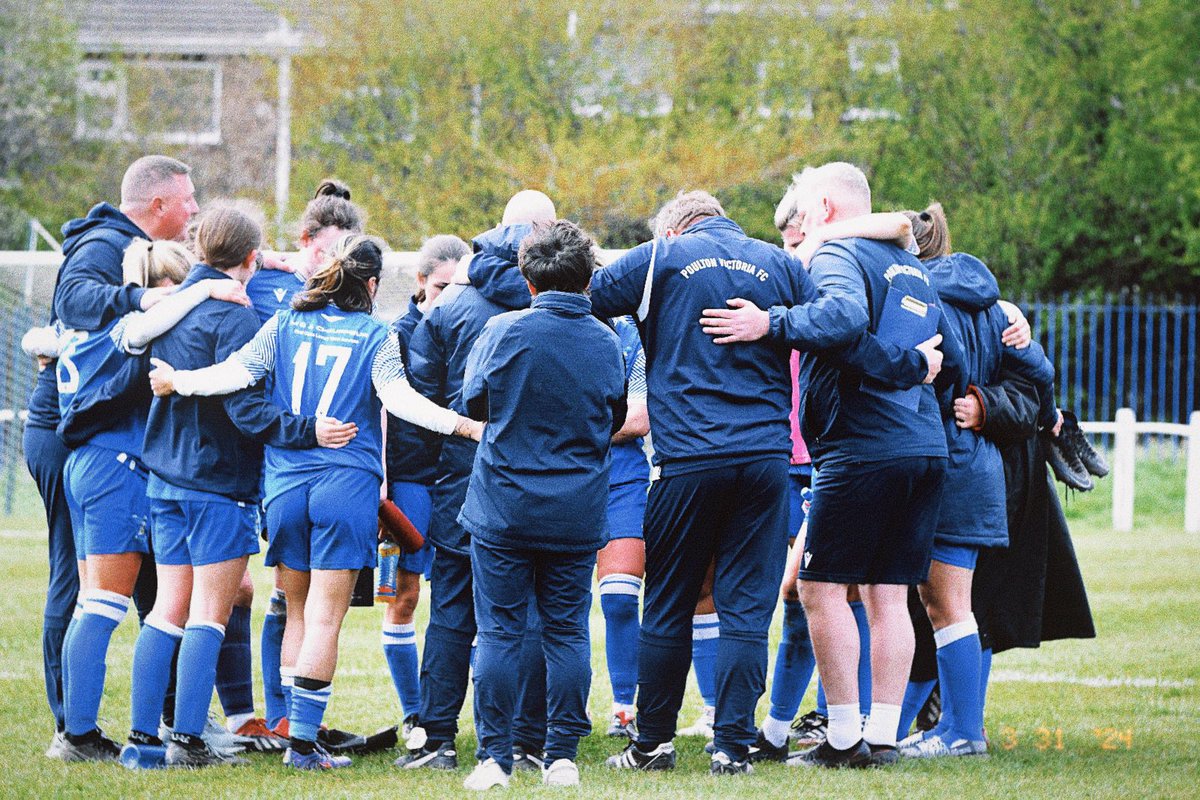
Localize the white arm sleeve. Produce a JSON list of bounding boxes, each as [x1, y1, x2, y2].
[[372, 335, 459, 435], [172, 356, 256, 397], [120, 280, 213, 353], [171, 315, 278, 397], [21, 325, 60, 358]]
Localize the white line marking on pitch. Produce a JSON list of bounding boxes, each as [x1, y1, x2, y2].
[[991, 669, 1195, 689]]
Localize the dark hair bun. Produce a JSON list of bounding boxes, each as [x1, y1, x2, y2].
[[314, 179, 351, 201]]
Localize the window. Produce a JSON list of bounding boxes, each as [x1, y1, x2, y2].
[[842, 37, 901, 122], [569, 19, 672, 119], [755, 40, 814, 120], [75, 57, 222, 145]]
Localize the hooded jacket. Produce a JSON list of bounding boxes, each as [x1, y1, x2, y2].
[[925, 252, 1056, 548], [458, 291, 626, 553], [406, 223, 531, 555], [26, 204, 148, 430]]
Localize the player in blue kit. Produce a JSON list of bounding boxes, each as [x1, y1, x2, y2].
[[597, 316, 650, 738], [897, 203, 1056, 759], [244, 181, 365, 737], [53, 156, 200, 763], [149, 234, 483, 770], [120, 205, 356, 768], [383, 234, 468, 734], [459, 220, 626, 790]]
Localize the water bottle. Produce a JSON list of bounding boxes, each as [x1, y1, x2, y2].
[[120, 742, 167, 769], [377, 538, 401, 602]]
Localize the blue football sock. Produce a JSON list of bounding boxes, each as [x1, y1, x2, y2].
[[60, 603, 83, 721], [290, 677, 332, 743], [599, 574, 641, 707], [262, 590, 287, 728], [64, 590, 130, 736], [849, 600, 872, 716], [768, 599, 816, 723], [934, 618, 983, 742], [130, 615, 183, 738], [815, 678, 827, 717], [979, 647, 993, 718], [897, 678, 936, 740], [691, 613, 719, 708], [383, 621, 421, 717], [216, 605, 254, 719], [280, 667, 295, 725], [173, 622, 226, 737]]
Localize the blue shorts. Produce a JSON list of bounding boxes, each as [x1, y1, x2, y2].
[[391, 481, 434, 578], [265, 467, 378, 572], [605, 481, 648, 541], [787, 467, 813, 541], [929, 540, 979, 570], [151, 497, 260, 567], [800, 457, 946, 585], [63, 445, 150, 558]]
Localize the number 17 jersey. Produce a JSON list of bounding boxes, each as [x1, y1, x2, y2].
[[264, 306, 390, 503]]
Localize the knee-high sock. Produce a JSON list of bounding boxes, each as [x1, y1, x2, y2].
[[599, 574, 641, 708], [897, 679, 936, 740], [290, 676, 332, 743], [262, 589, 287, 728], [64, 590, 130, 736], [215, 605, 254, 725], [60, 602, 83, 728], [934, 618, 983, 742], [849, 600, 872, 716], [691, 613, 719, 708], [383, 621, 421, 718], [130, 615, 183, 738], [979, 647, 993, 719], [763, 600, 816, 747], [173, 622, 226, 737], [815, 678, 827, 716]]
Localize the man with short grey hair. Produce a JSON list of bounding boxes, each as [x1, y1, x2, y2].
[[41, 154, 198, 761]]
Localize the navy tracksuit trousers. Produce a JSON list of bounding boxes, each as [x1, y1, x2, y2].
[[24, 425, 78, 733], [635, 457, 790, 761]]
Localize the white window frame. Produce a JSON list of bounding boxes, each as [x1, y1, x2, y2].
[[844, 37, 901, 123], [75, 57, 223, 146]]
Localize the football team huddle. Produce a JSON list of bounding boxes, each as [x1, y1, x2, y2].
[[21, 155, 1101, 788]]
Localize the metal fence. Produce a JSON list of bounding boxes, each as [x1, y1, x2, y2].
[[1024, 292, 1199, 455]]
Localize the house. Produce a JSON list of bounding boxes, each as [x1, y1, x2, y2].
[[74, 0, 304, 240]]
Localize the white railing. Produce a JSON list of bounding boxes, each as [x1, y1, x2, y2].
[[1080, 408, 1200, 534]]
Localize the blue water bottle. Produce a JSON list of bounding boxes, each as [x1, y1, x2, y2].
[[120, 742, 167, 769]]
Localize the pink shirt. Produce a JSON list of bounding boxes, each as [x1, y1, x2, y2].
[[790, 351, 811, 466]]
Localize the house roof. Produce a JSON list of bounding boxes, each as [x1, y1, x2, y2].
[[78, 0, 305, 56]]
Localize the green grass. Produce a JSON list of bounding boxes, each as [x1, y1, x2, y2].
[[0, 458, 1196, 799]]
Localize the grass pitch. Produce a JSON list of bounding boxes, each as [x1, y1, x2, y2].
[[0, 459, 1195, 799]]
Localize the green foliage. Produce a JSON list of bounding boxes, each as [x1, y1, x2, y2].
[[290, 0, 1200, 294]]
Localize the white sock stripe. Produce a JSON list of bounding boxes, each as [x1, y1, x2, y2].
[[85, 588, 132, 607], [292, 685, 332, 700], [693, 613, 719, 625], [599, 573, 642, 587], [383, 634, 417, 646], [145, 614, 185, 638], [692, 626, 720, 641], [186, 621, 226, 637], [81, 598, 130, 623], [599, 580, 642, 596], [934, 616, 979, 648], [270, 588, 286, 601], [382, 622, 416, 635]]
